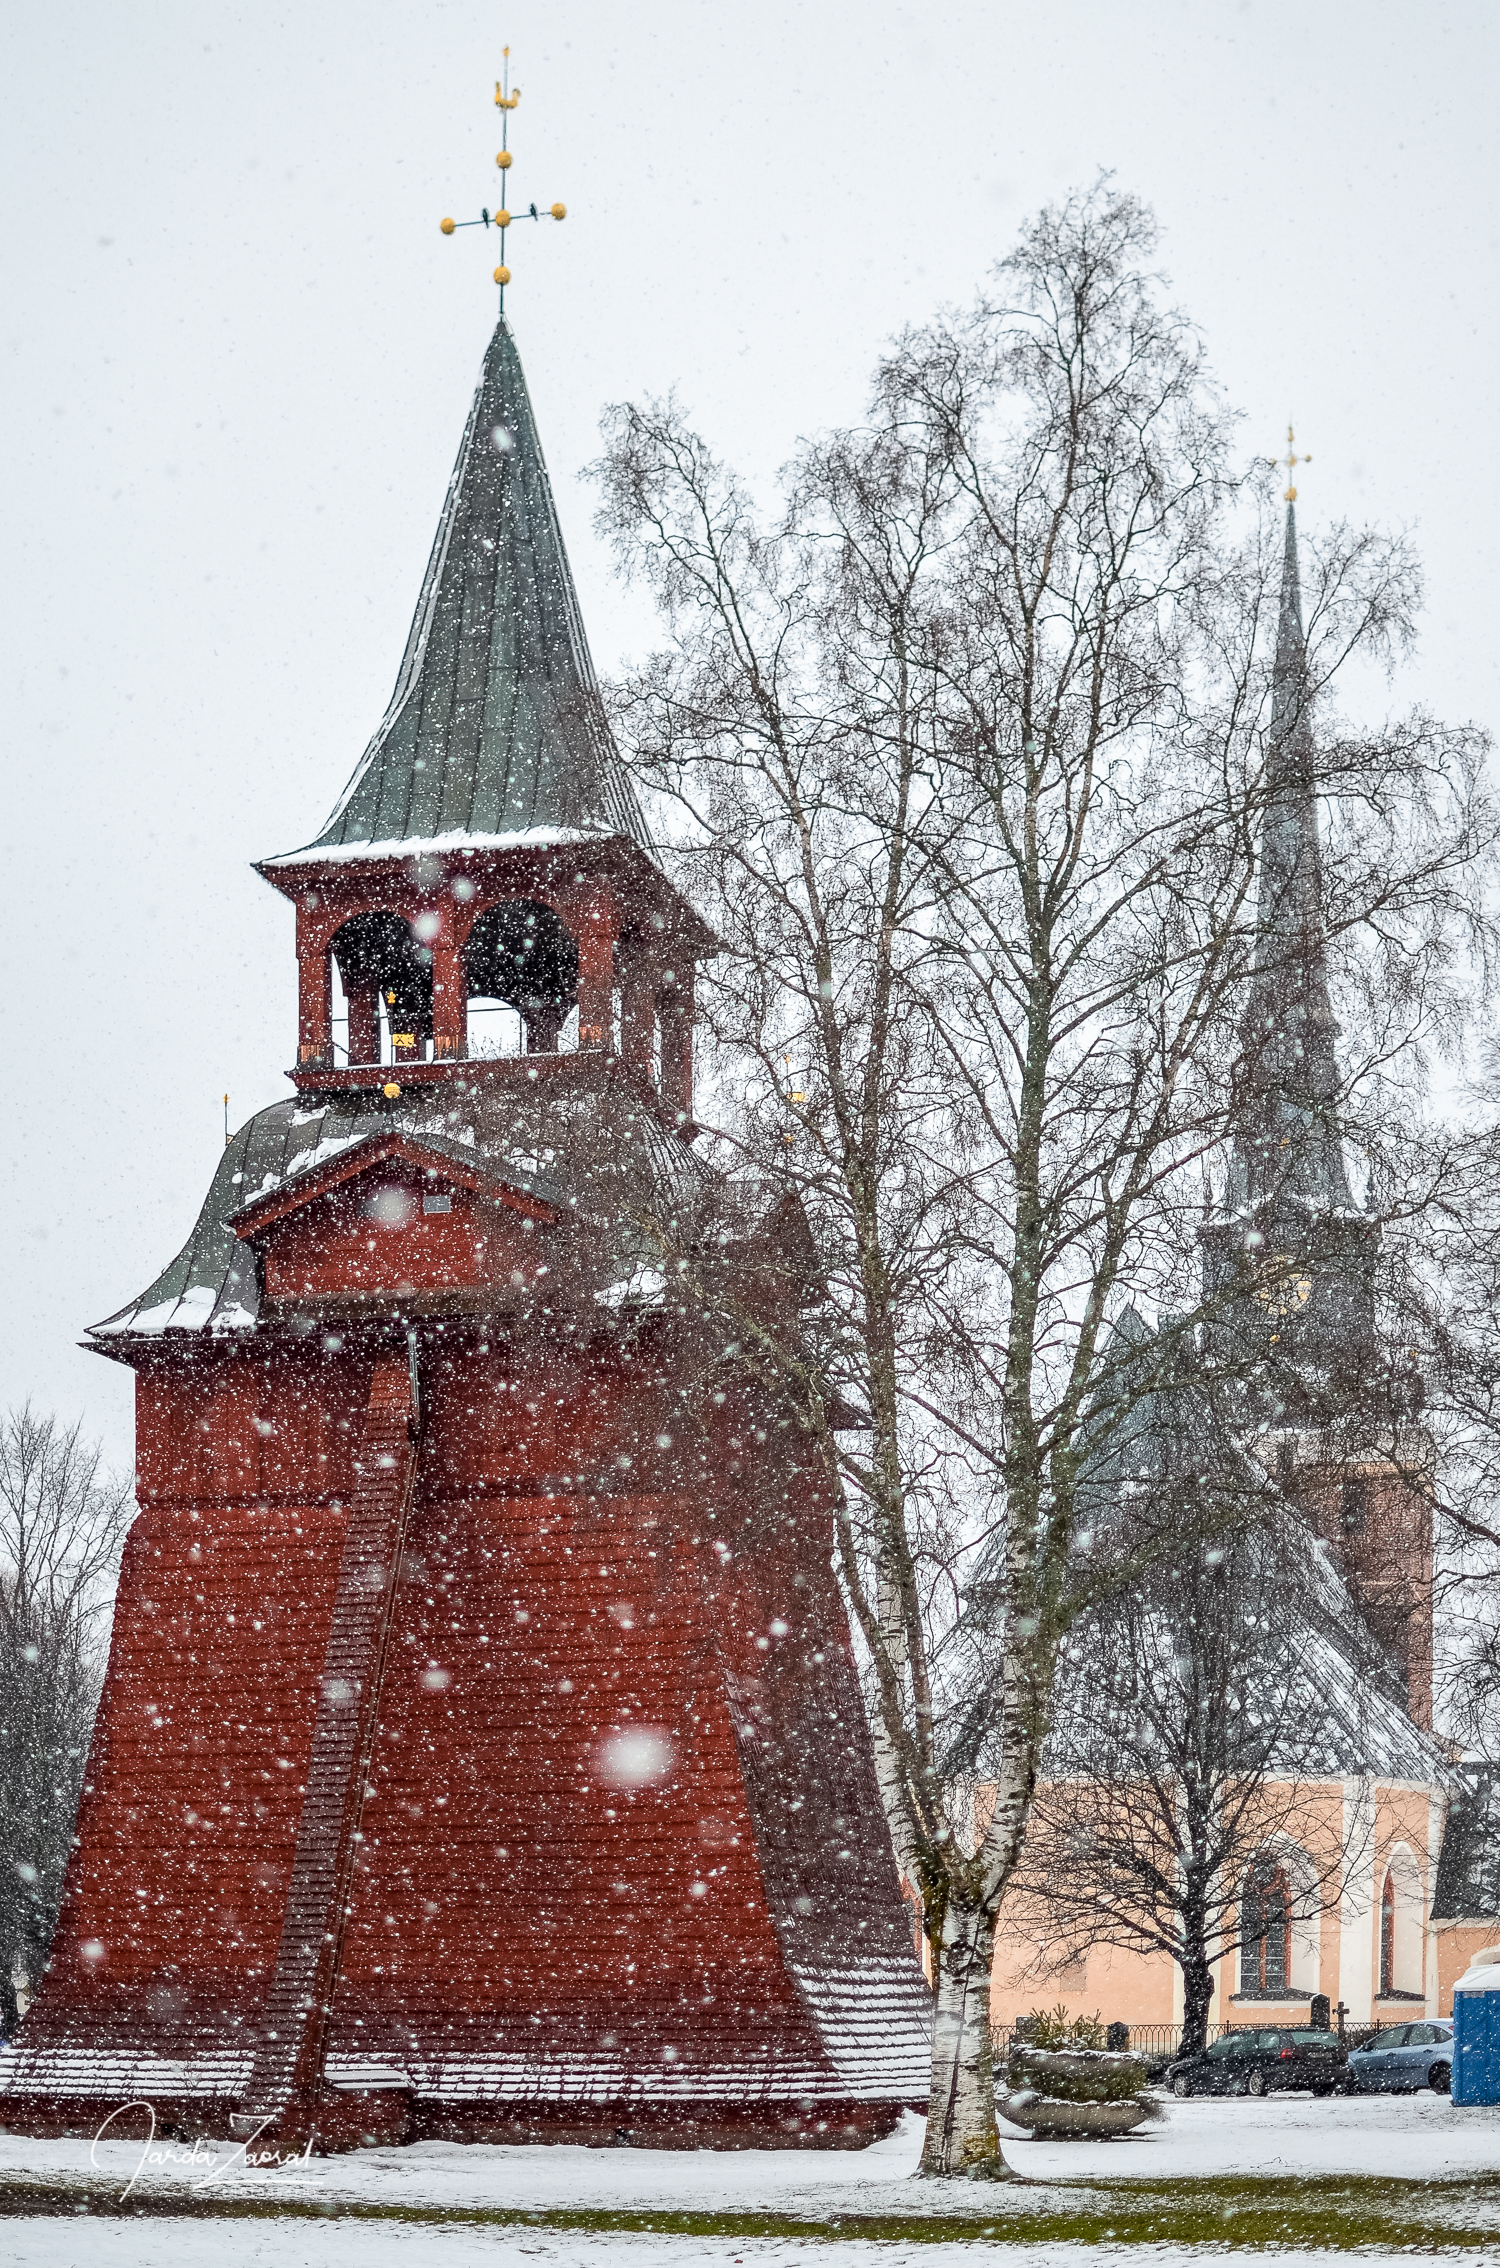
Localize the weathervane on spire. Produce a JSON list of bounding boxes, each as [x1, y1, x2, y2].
[[438, 49, 566, 311], [1276, 421, 1310, 503]]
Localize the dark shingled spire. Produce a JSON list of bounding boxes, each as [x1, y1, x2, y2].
[[1200, 500, 1377, 1399], [304, 318, 647, 854], [1227, 501, 1356, 1216]]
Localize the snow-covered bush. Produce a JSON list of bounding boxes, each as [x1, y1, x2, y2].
[[1006, 2008, 1151, 2105]]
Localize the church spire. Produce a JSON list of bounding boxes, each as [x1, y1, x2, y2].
[[1229, 496, 1357, 1217], [295, 317, 648, 857]]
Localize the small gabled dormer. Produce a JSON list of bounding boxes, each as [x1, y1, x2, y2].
[[231, 1132, 556, 1316]]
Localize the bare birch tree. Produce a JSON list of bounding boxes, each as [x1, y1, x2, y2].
[[0, 1408, 131, 2035], [592, 183, 1490, 2175]]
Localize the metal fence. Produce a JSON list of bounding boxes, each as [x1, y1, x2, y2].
[[993, 2021, 1229, 2061], [994, 2017, 1381, 2062]]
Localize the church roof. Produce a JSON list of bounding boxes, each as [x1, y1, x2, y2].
[[1288, 1515, 1452, 1786], [1038, 1316, 1453, 1791], [1433, 1765, 1500, 1921], [1225, 502, 1357, 1218], [89, 1087, 702, 1344], [269, 318, 648, 866]]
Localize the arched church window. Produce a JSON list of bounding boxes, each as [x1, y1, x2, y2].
[[330, 912, 433, 1066], [465, 900, 579, 1057], [1378, 1845, 1425, 2000], [1243, 1859, 1291, 1995]]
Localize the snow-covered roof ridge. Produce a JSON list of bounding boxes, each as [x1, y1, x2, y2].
[[262, 825, 597, 870], [89, 1101, 302, 1342]]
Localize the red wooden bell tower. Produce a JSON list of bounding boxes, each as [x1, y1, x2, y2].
[[1, 318, 929, 2152]]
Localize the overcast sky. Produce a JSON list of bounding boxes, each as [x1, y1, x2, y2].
[[4, 0, 1496, 1469]]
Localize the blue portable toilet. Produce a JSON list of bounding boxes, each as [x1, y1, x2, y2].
[[1452, 1953, 1500, 2105]]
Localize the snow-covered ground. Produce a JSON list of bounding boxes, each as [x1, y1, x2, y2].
[[0, 2233, 1454, 2268], [0, 2093, 1496, 2264], [0, 2234, 1440, 2268], [2, 2089, 1495, 2205]]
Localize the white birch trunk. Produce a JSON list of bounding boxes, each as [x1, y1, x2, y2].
[[918, 1677, 1040, 2176], [918, 1884, 1006, 2177], [870, 1564, 922, 1886]]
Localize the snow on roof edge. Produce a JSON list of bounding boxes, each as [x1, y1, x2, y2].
[[261, 825, 606, 870]]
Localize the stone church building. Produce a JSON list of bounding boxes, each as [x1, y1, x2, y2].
[[989, 501, 1500, 2043]]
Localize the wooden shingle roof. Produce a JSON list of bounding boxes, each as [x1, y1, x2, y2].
[[271, 318, 647, 864]]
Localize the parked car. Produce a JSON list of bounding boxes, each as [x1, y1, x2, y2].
[[1166, 2027, 1347, 2098], [1346, 2019, 1453, 2095]]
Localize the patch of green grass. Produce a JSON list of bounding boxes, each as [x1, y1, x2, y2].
[[0, 2169, 1496, 2247]]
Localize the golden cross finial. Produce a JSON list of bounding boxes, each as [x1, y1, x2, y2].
[[437, 50, 567, 312], [1277, 421, 1310, 503]]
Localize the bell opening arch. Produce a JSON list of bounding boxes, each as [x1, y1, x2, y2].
[[330, 910, 434, 1067], [464, 898, 580, 1057]]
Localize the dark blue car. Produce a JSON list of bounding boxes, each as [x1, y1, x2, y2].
[[1346, 2019, 1453, 2094]]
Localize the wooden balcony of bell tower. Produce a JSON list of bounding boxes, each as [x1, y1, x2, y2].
[[271, 840, 707, 1131]]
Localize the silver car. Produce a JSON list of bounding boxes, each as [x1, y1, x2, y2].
[[1346, 2018, 1453, 2094]]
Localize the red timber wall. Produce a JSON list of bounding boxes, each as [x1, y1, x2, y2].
[[2, 1346, 370, 2114], [5, 1322, 928, 2143]]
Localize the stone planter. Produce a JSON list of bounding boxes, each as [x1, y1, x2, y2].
[[999, 2091, 1157, 2138]]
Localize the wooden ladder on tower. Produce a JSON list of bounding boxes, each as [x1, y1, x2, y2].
[[231, 1342, 421, 2149]]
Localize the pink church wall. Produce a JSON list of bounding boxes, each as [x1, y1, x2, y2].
[[988, 1778, 1453, 2038]]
